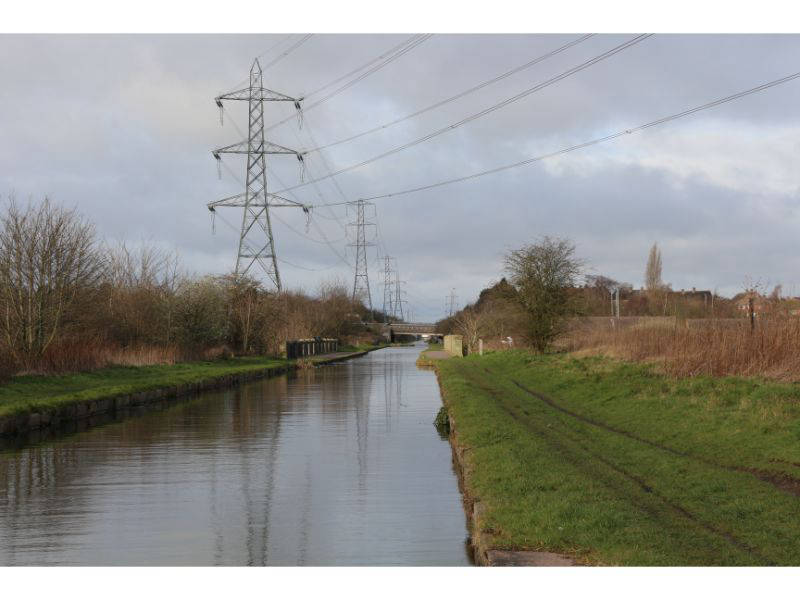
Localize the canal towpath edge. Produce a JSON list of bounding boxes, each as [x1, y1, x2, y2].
[[423, 347, 577, 567], [0, 346, 389, 439]]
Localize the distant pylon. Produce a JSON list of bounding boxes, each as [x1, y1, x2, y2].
[[208, 58, 307, 290], [394, 266, 406, 321], [446, 288, 458, 317], [381, 255, 394, 322], [348, 199, 375, 312]]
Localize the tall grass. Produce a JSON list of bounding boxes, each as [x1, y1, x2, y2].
[[562, 316, 800, 380], [27, 337, 181, 374]]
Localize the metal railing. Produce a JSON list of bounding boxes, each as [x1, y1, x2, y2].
[[286, 338, 339, 359]]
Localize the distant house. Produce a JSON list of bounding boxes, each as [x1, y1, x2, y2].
[[734, 292, 767, 315]]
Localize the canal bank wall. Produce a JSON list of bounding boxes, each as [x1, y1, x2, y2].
[[431, 362, 576, 567], [0, 348, 382, 439]]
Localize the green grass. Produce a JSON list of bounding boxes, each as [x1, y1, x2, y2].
[[0, 356, 291, 419], [436, 350, 800, 565]]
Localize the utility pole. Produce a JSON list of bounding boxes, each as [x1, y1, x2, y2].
[[208, 59, 307, 290], [348, 199, 375, 314], [381, 255, 394, 322], [446, 288, 458, 317], [609, 287, 621, 318]]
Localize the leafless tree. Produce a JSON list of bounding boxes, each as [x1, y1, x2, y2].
[[315, 278, 358, 338], [0, 197, 105, 368], [218, 273, 263, 354], [453, 304, 493, 354], [103, 241, 183, 346], [645, 243, 663, 291]]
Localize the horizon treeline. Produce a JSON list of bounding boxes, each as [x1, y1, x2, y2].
[[436, 237, 800, 373]]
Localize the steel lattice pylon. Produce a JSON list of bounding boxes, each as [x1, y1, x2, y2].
[[381, 255, 394, 322], [348, 199, 374, 313], [394, 265, 405, 321], [209, 59, 307, 290]]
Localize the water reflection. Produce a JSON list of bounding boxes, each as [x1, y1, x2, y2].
[[0, 345, 470, 566]]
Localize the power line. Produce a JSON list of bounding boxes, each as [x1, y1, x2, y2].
[[287, 117, 349, 232], [264, 34, 434, 133], [269, 209, 347, 245], [349, 69, 800, 203], [215, 153, 339, 247], [212, 208, 342, 272], [261, 34, 314, 72], [275, 34, 652, 194], [303, 34, 595, 155], [304, 69, 800, 208], [261, 160, 353, 268], [221, 34, 312, 94], [298, 35, 422, 102]]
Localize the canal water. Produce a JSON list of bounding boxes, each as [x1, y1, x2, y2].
[[0, 344, 471, 566]]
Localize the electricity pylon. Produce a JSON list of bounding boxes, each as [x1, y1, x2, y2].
[[348, 199, 375, 312], [446, 288, 458, 317], [208, 58, 307, 290], [394, 266, 406, 321], [381, 255, 394, 322]]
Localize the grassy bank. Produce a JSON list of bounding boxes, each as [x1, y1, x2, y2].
[[436, 350, 800, 565], [0, 356, 294, 419]]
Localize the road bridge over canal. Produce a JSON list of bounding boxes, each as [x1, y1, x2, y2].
[[363, 322, 442, 338]]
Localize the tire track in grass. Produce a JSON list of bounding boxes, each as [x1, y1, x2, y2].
[[508, 377, 800, 497], [457, 365, 773, 564], [453, 370, 710, 563]]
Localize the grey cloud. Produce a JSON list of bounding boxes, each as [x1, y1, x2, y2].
[[2, 33, 800, 320]]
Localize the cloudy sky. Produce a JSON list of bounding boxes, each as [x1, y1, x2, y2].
[[1, 33, 799, 321]]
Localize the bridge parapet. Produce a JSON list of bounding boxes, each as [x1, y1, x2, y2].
[[363, 322, 442, 335]]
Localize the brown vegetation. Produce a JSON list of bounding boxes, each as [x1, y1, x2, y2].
[[437, 278, 527, 353], [561, 316, 800, 380], [0, 197, 375, 377]]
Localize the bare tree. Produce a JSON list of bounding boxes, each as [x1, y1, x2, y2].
[[453, 305, 491, 354], [645, 243, 663, 291], [586, 274, 619, 295], [504, 236, 584, 352], [0, 198, 105, 368], [315, 278, 358, 338], [103, 241, 183, 346], [218, 273, 263, 354]]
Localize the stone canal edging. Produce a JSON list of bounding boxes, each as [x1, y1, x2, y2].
[[432, 366, 577, 567], [0, 349, 375, 439]]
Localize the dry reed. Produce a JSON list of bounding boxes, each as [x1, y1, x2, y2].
[[562, 316, 800, 380], [27, 337, 181, 375]]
